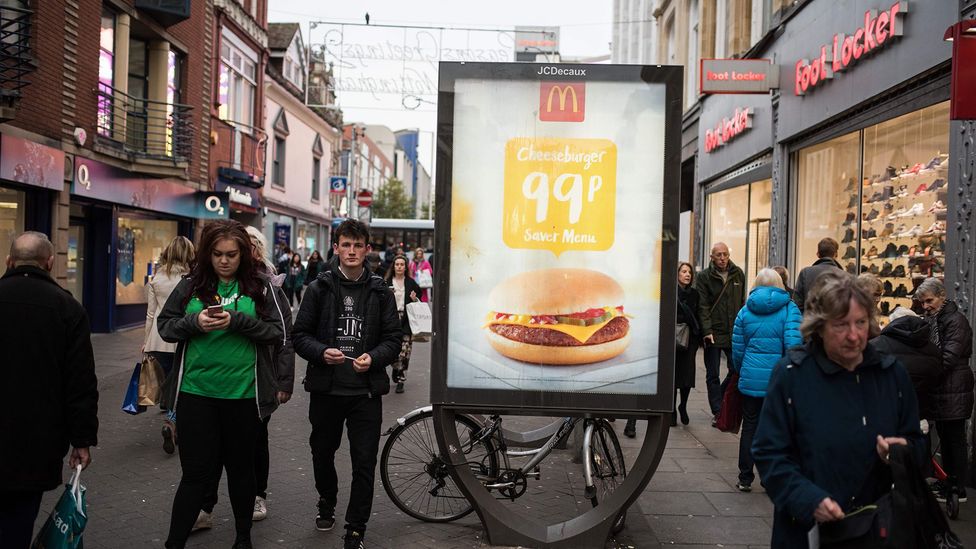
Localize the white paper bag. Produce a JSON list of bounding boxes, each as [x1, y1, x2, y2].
[[406, 301, 432, 335], [416, 270, 433, 289]]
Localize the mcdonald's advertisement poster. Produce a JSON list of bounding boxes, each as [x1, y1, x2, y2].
[[446, 75, 666, 396]]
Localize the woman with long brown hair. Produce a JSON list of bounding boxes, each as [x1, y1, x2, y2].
[[157, 220, 285, 549], [385, 255, 422, 393]]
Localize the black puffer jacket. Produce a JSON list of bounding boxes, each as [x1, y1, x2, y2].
[[293, 266, 401, 397], [927, 300, 974, 421], [870, 316, 942, 419]]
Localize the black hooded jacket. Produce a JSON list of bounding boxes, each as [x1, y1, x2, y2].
[[871, 316, 942, 419], [292, 264, 401, 397], [927, 300, 974, 421]]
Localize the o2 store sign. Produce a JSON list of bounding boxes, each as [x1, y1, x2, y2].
[[704, 107, 753, 153], [794, 1, 907, 96]]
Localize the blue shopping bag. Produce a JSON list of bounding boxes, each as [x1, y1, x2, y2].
[[31, 465, 87, 549], [121, 362, 146, 415]]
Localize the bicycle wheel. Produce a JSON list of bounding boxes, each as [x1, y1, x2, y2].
[[587, 419, 627, 533], [381, 410, 498, 522]]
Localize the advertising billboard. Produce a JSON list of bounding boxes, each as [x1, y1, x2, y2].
[[431, 63, 682, 414]]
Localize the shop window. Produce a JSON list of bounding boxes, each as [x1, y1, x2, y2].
[[116, 216, 178, 305], [793, 101, 949, 325], [705, 179, 772, 290]]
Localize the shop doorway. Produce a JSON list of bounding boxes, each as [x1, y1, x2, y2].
[[704, 178, 773, 289], [67, 222, 85, 305]]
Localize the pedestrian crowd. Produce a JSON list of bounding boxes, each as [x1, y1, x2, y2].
[[0, 227, 969, 549]]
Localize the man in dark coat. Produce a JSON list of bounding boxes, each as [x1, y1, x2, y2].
[[0, 232, 98, 547], [792, 237, 842, 312], [292, 219, 401, 549], [870, 307, 942, 420], [693, 242, 746, 418]]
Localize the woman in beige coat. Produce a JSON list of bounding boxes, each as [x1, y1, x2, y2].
[[144, 235, 195, 454]]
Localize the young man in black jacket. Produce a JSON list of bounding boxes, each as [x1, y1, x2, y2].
[[292, 220, 401, 549], [0, 232, 98, 547]]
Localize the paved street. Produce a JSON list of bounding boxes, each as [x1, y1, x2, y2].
[[32, 326, 976, 548]]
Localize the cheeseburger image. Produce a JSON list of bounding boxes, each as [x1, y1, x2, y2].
[[484, 268, 631, 365]]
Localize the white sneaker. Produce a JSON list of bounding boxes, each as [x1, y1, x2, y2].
[[253, 496, 267, 521], [899, 203, 924, 217], [192, 510, 213, 532], [899, 224, 922, 238]]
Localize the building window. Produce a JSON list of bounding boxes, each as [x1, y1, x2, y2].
[[97, 8, 115, 136], [687, 0, 699, 108], [272, 136, 285, 187], [705, 179, 772, 291], [312, 157, 321, 201], [793, 102, 949, 325], [217, 35, 257, 128]]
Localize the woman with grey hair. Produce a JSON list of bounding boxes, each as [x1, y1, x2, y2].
[[730, 268, 802, 492], [915, 277, 973, 503], [752, 270, 925, 547]]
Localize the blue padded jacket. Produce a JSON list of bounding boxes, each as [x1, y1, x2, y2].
[[732, 286, 803, 397]]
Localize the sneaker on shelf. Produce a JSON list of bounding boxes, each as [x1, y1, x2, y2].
[[899, 203, 924, 217], [841, 228, 855, 243], [928, 200, 947, 214], [343, 530, 366, 549], [253, 496, 267, 521], [867, 191, 883, 203], [894, 284, 909, 298], [880, 166, 898, 182], [880, 223, 895, 238], [842, 246, 857, 260], [901, 162, 924, 177], [192, 510, 213, 532], [842, 212, 856, 226], [896, 185, 910, 197], [914, 182, 930, 195], [866, 245, 878, 258], [316, 512, 336, 531], [879, 262, 893, 277], [846, 195, 858, 209], [869, 263, 880, 275], [899, 225, 923, 238], [891, 265, 906, 278], [926, 178, 946, 192], [865, 209, 880, 221], [843, 178, 855, 191], [883, 243, 899, 258], [883, 281, 893, 296], [925, 221, 946, 234], [887, 207, 906, 220], [736, 482, 752, 492]]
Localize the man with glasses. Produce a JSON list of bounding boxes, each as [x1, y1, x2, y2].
[[694, 242, 746, 422]]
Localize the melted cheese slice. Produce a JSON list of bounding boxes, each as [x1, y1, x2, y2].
[[485, 309, 624, 344]]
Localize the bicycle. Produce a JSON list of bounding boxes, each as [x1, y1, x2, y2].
[[379, 406, 627, 532]]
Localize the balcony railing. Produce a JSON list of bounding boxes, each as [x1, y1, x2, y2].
[[212, 118, 267, 187], [0, 6, 34, 107], [95, 84, 193, 163]]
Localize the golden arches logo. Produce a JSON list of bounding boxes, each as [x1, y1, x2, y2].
[[546, 85, 579, 113]]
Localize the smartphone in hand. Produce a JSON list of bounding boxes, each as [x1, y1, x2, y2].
[[206, 304, 224, 316]]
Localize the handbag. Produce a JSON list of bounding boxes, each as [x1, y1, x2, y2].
[[137, 353, 165, 406], [676, 323, 691, 350], [121, 362, 146, 415], [406, 301, 432, 336], [32, 465, 87, 549], [713, 372, 742, 434], [416, 269, 433, 289]]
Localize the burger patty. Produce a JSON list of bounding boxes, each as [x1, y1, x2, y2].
[[489, 317, 629, 346]]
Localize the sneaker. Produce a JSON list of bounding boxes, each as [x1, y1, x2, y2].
[[866, 245, 878, 258], [253, 496, 267, 521], [865, 208, 880, 221], [899, 203, 924, 217], [899, 224, 922, 238], [162, 424, 175, 455], [927, 178, 946, 192], [842, 246, 856, 259], [887, 207, 906, 220], [925, 221, 946, 234], [395, 382, 404, 394], [315, 512, 336, 531], [928, 200, 947, 214], [624, 419, 637, 438], [192, 510, 212, 532], [343, 530, 366, 549], [736, 482, 752, 492], [961, 488, 968, 503]]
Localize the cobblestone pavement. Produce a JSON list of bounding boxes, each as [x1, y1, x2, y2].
[[31, 326, 976, 548]]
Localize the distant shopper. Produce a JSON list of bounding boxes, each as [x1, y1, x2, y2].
[[693, 242, 746, 421], [870, 307, 941, 422], [915, 277, 974, 503], [730, 268, 802, 492], [792, 237, 842, 312], [305, 250, 325, 284], [144, 236, 195, 454], [0, 232, 98, 548], [158, 220, 285, 549], [772, 266, 793, 301], [409, 247, 433, 303], [753, 271, 925, 547], [385, 255, 422, 394], [283, 253, 306, 307]]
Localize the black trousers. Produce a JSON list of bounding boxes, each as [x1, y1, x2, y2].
[[703, 345, 733, 415], [309, 394, 382, 534], [284, 286, 302, 307], [0, 490, 42, 549], [936, 418, 967, 489], [166, 393, 258, 548], [202, 415, 272, 513], [738, 395, 764, 485]]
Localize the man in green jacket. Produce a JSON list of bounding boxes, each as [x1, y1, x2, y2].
[[694, 242, 746, 420]]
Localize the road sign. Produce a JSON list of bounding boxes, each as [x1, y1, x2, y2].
[[329, 176, 347, 194], [356, 189, 373, 207]]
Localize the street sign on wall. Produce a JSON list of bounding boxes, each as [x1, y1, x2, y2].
[[699, 59, 779, 94], [329, 176, 347, 194]]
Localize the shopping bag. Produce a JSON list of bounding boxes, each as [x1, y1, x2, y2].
[[137, 354, 164, 406], [416, 270, 433, 289], [714, 372, 742, 434], [31, 465, 87, 549], [121, 362, 146, 415], [406, 301, 432, 336]]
